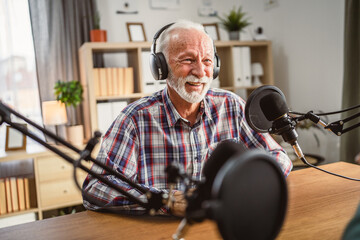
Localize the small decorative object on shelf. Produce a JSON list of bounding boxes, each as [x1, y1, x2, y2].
[[5, 124, 27, 151], [203, 23, 220, 41], [217, 6, 251, 40], [90, 11, 107, 42], [254, 27, 267, 41], [251, 62, 263, 86], [126, 22, 147, 42]]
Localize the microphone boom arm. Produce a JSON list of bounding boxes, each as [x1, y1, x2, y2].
[[293, 110, 360, 136], [0, 101, 168, 213]]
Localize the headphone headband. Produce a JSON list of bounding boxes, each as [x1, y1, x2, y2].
[[151, 23, 175, 55]]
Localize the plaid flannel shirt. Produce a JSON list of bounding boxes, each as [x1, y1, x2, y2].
[[82, 87, 292, 213]]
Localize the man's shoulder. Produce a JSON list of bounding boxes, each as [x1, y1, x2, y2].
[[206, 88, 244, 104], [123, 91, 163, 116]]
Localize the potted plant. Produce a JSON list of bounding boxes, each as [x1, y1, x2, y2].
[[217, 6, 251, 40], [54, 80, 84, 146], [90, 11, 107, 42]]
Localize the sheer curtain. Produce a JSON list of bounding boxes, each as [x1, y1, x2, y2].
[[28, 0, 96, 128], [0, 0, 43, 147], [340, 0, 360, 163]]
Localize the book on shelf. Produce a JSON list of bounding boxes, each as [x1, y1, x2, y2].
[[232, 46, 252, 87], [10, 178, 19, 212], [241, 47, 252, 87], [1, 177, 31, 215], [93, 68, 134, 96], [97, 101, 128, 135], [99, 68, 108, 97], [111, 101, 128, 119], [24, 178, 30, 210], [112, 68, 119, 96], [124, 67, 134, 94], [96, 102, 112, 135], [157, 80, 167, 92], [142, 51, 157, 93], [0, 212, 36, 228], [16, 178, 26, 211], [0, 179, 6, 215], [4, 178, 12, 213], [92, 68, 101, 97], [116, 68, 125, 95], [106, 67, 114, 96]]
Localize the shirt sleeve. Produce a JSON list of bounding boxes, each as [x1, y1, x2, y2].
[[81, 113, 168, 214], [237, 96, 293, 177]]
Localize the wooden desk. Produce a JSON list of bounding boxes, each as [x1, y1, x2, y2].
[[1, 162, 359, 240], [277, 161, 360, 240]]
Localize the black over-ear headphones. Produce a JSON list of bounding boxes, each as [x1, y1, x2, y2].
[[149, 23, 221, 80]]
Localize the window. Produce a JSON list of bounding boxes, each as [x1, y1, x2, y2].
[[0, 0, 43, 149]]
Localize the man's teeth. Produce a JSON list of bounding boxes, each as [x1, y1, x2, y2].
[[187, 82, 202, 86]]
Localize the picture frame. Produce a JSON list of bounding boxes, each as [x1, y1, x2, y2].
[[203, 23, 220, 41], [5, 124, 27, 151], [126, 22, 147, 42]]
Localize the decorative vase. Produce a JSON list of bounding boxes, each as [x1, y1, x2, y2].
[[66, 125, 84, 147], [229, 31, 240, 40], [90, 29, 107, 42]]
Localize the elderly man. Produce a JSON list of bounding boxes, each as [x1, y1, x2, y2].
[[82, 20, 292, 216]]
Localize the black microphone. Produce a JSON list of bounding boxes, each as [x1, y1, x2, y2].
[[259, 91, 304, 159], [245, 85, 360, 182]]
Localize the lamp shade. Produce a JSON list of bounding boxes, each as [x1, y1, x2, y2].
[[42, 101, 68, 125], [251, 63, 264, 76]]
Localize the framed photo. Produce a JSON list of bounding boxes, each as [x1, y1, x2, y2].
[[126, 22, 147, 42], [203, 23, 220, 41], [5, 124, 27, 151]]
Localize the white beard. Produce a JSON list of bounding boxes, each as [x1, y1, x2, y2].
[[167, 71, 212, 103]]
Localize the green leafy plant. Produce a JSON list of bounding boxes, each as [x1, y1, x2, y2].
[[217, 6, 251, 32], [54, 80, 83, 108], [54, 80, 83, 125]]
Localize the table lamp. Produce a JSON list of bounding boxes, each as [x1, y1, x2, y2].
[[251, 62, 264, 86], [42, 100, 68, 138]]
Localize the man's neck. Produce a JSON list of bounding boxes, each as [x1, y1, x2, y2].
[[167, 88, 201, 126]]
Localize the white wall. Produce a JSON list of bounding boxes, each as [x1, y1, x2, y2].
[[97, 0, 345, 163], [96, 0, 238, 43], [241, 0, 344, 163]]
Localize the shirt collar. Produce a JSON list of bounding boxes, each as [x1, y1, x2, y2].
[[161, 86, 213, 127]]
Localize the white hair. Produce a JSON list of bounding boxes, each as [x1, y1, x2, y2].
[[156, 19, 213, 62]]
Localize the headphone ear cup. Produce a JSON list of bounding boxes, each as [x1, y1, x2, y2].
[[213, 53, 221, 79], [149, 52, 168, 80], [157, 52, 168, 80]]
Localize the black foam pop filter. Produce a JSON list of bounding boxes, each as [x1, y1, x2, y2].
[[259, 92, 289, 122], [245, 85, 287, 133], [208, 150, 288, 240], [186, 140, 247, 221]]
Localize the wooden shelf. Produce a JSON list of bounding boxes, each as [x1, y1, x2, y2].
[[0, 145, 90, 220], [0, 208, 39, 219], [95, 92, 148, 101]]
